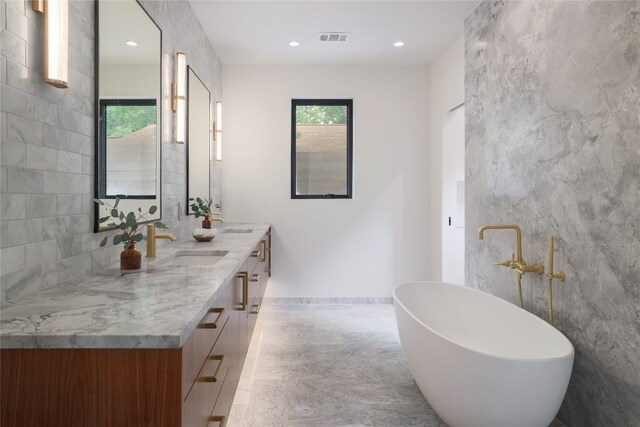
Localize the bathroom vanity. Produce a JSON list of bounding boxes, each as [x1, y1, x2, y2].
[[0, 224, 271, 427]]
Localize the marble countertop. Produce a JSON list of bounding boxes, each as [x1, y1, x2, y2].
[[0, 223, 270, 349]]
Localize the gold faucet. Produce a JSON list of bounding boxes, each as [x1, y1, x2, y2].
[[478, 224, 544, 307], [210, 214, 224, 224], [478, 224, 523, 264], [478, 224, 544, 274], [146, 223, 176, 258]]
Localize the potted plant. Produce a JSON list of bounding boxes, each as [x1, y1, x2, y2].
[[95, 198, 166, 270], [189, 197, 214, 229]]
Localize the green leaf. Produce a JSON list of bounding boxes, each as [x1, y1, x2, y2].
[[138, 207, 142, 213], [114, 198, 120, 208], [149, 205, 157, 215], [94, 199, 105, 206], [134, 233, 144, 242], [99, 236, 108, 247], [111, 208, 118, 218], [99, 216, 110, 223], [123, 242, 131, 250], [191, 205, 199, 212], [119, 223, 128, 230], [119, 212, 125, 221], [113, 235, 123, 245], [154, 221, 167, 229], [196, 197, 202, 203]]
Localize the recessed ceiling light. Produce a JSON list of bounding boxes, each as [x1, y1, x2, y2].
[[393, 41, 405, 47], [126, 41, 138, 47], [288, 41, 300, 47]]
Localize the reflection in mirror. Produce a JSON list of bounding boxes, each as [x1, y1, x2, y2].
[[187, 67, 211, 213], [95, 0, 162, 231]]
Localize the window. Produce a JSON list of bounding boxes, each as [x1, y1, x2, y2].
[[98, 99, 158, 199], [291, 99, 353, 199]]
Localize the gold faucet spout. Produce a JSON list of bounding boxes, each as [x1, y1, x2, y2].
[[155, 232, 177, 241], [478, 224, 523, 264], [147, 224, 176, 258], [210, 216, 224, 223]]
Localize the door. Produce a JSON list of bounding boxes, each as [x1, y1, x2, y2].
[[441, 105, 465, 285]]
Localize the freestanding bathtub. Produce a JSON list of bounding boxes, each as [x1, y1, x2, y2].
[[393, 281, 574, 427]]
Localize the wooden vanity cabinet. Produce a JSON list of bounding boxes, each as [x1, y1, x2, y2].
[[0, 229, 272, 427]]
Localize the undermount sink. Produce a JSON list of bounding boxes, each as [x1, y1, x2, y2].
[[222, 229, 253, 234], [167, 250, 229, 266]]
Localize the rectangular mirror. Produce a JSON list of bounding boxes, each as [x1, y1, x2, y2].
[[94, 0, 162, 231], [187, 67, 211, 212]]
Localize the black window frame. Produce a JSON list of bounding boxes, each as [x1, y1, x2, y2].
[[291, 99, 353, 199], [98, 98, 158, 200]]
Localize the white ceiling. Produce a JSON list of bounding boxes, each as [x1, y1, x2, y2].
[[189, 0, 479, 66]]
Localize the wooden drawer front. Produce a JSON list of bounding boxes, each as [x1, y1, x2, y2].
[[182, 289, 232, 399], [251, 270, 268, 316], [207, 365, 237, 427], [247, 268, 261, 309], [247, 242, 260, 276], [247, 268, 268, 341], [183, 324, 231, 427]]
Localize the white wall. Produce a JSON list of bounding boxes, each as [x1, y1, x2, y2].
[[223, 66, 430, 298], [428, 35, 465, 281]]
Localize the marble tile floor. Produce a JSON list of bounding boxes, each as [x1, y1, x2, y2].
[[227, 303, 569, 427]]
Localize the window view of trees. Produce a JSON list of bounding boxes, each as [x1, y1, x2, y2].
[[106, 105, 157, 138], [295, 105, 347, 125]]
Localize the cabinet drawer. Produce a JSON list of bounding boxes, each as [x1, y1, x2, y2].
[[207, 364, 236, 427], [182, 291, 232, 399], [247, 269, 267, 340], [183, 322, 231, 427], [247, 243, 260, 276]]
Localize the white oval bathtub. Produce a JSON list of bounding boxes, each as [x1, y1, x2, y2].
[[393, 281, 574, 427]]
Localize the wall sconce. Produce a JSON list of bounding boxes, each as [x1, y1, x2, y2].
[[214, 101, 222, 161], [172, 52, 187, 144], [32, 0, 69, 88]]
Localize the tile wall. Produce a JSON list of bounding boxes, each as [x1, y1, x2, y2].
[[0, 0, 223, 301]]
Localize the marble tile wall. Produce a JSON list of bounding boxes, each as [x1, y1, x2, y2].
[[0, 0, 223, 302], [465, 1, 640, 426]]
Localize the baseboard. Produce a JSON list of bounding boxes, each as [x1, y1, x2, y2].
[[263, 297, 393, 304]]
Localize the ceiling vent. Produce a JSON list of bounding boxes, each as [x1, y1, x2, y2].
[[319, 32, 350, 42]]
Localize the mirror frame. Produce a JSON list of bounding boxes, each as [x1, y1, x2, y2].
[[186, 66, 211, 216], [93, 0, 163, 232]]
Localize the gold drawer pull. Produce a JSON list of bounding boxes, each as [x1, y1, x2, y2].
[[250, 250, 260, 258], [198, 308, 225, 329], [259, 240, 267, 262], [236, 272, 248, 310], [197, 355, 225, 383], [209, 415, 226, 426], [250, 303, 260, 315], [250, 273, 260, 282]]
